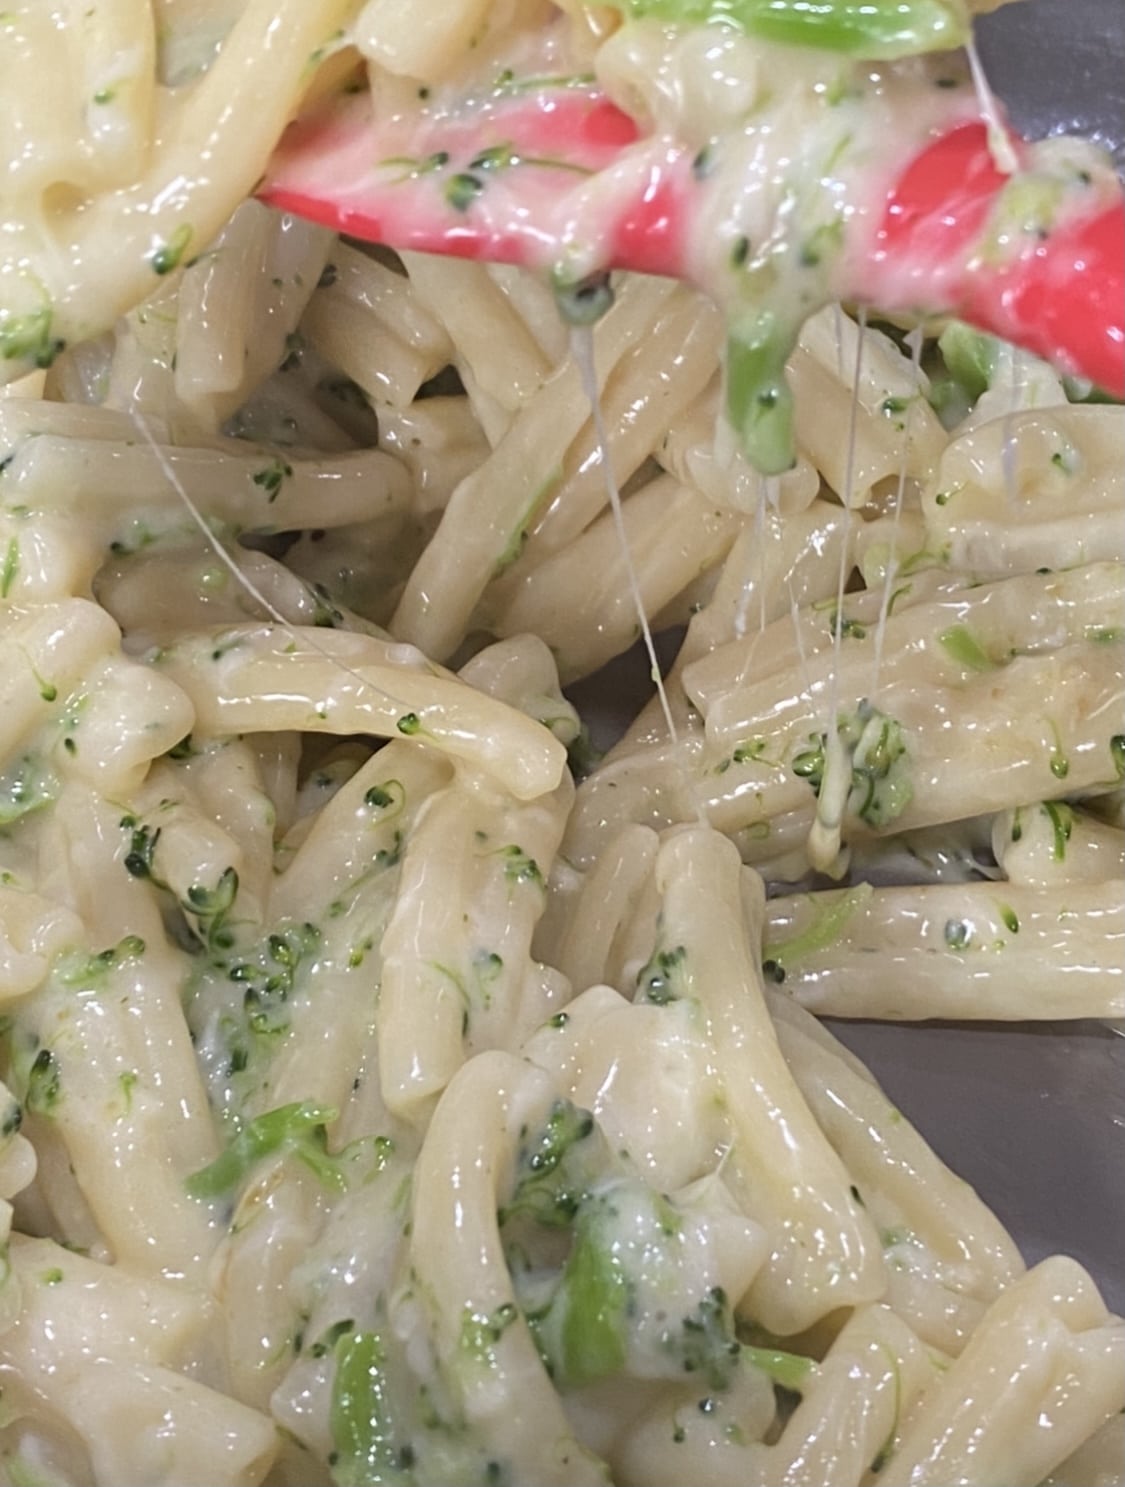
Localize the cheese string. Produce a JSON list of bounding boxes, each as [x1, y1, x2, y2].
[[128, 409, 414, 715]]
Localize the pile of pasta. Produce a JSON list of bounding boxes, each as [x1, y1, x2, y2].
[[2, 4, 1124, 1487]]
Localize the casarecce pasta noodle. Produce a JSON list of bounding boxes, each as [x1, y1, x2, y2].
[[1, 3, 1123, 1485]]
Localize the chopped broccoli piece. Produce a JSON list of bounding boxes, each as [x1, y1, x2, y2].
[[186, 1101, 343, 1199], [329, 1330, 416, 1487], [499, 1100, 598, 1228]]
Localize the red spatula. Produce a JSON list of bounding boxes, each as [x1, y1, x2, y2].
[[261, 84, 1124, 398]]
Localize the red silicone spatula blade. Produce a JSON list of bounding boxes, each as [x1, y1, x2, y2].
[[262, 90, 656, 269], [262, 93, 1125, 395], [865, 121, 1125, 395]]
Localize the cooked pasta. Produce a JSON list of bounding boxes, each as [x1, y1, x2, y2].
[[0, 4, 1123, 1487]]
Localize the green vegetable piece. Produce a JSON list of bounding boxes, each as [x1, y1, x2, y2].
[[0, 754, 60, 825], [763, 883, 873, 973], [602, 0, 969, 57], [251, 456, 293, 501], [445, 171, 484, 211], [150, 223, 193, 276], [4, 1450, 75, 1487], [553, 270, 615, 327], [460, 1301, 519, 1368], [494, 467, 563, 576], [364, 781, 403, 811], [1111, 734, 1125, 780], [981, 173, 1067, 261], [1, 536, 18, 598], [677, 1288, 742, 1390], [560, 1222, 629, 1384], [186, 1101, 342, 1199], [566, 723, 604, 781], [636, 943, 687, 1004], [1051, 446, 1079, 475], [329, 1330, 415, 1487], [26, 1047, 61, 1115], [184, 866, 240, 952], [469, 143, 518, 172], [500, 1099, 597, 1228], [500, 844, 546, 888], [741, 1344, 814, 1392], [380, 149, 449, 181], [493, 67, 598, 96], [791, 735, 827, 792], [1041, 801, 1073, 861], [56, 935, 146, 988], [937, 320, 1001, 400], [725, 319, 797, 477], [938, 624, 994, 672], [473, 947, 504, 994], [802, 703, 912, 830], [0, 305, 65, 368], [121, 818, 162, 881], [372, 829, 403, 871], [830, 612, 868, 641], [798, 218, 844, 268], [847, 703, 912, 827], [733, 738, 769, 764], [535, 1205, 630, 1387], [228, 921, 322, 1035]]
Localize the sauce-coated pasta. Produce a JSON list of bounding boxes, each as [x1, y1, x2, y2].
[[0, 5, 1122, 1486]]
